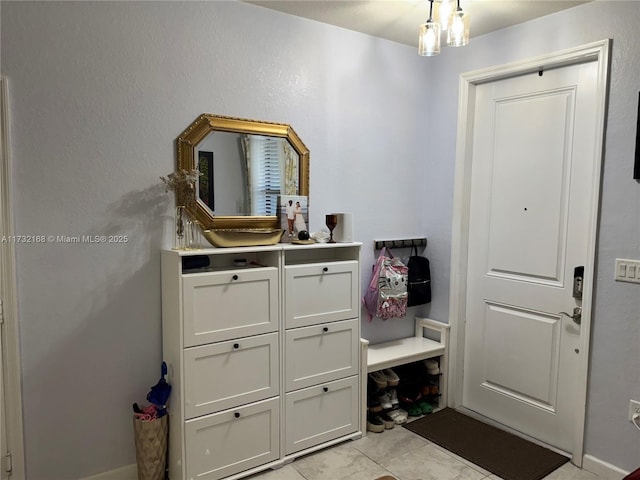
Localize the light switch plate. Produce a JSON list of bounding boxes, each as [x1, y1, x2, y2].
[[615, 258, 640, 283]]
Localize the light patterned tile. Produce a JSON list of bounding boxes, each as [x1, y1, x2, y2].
[[425, 442, 493, 476], [382, 443, 487, 480], [291, 442, 391, 480], [245, 464, 307, 479], [542, 462, 601, 480], [351, 427, 430, 464]]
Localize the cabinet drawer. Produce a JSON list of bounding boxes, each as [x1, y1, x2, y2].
[[285, 376, 359, 455], [184, 333, 279, 419], [284, 261, 358, 329], [182, 267, 278, 346], [185, 397, 279, 480], [285, 318, 359, 391]]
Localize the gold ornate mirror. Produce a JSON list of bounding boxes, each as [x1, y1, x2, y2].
[[177, 114, 309, 231]]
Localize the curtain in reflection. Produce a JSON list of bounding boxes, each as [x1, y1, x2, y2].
[[282, 140, 298, 195], [241, 135, 252, 213]]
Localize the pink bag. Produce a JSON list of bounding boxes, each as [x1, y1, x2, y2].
[[362, 247, 408, 321]]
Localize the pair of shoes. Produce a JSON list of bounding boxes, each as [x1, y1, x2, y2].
[[417, 401, 433, 414], [369, 369, 401, 389], [386, 408, 408, 425], [379, 389, 400, 410], [424, 358, 440, 374], [420, 384, 439, 397], [382, 368, 400, 386], [369, 371, 388, 390], [379, 390, 392, 410], [377, 412, 395, 429], [367, 411, 395, 432], [398, 387, 425, 416]]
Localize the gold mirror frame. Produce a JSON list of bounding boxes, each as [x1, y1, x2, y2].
[[177, 114, 309, 230]]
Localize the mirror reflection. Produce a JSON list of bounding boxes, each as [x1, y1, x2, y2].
[[177, 114, 309, 231], [195, 132, 300, 217]]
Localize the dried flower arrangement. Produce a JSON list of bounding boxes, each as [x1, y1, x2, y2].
[[160, 169, 200, 209]]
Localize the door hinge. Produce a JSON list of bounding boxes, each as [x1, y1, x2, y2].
[[3, 452, 12, 475], [0, 299, 4, 324]]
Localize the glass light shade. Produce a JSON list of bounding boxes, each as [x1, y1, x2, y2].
[[439, 0, 454, 31], [447, 9, 469, 47], [418, 21, 441, 56]]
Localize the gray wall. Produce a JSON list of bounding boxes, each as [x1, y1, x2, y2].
[[1, 0, 639, 478], [1, 1, 429, 478]]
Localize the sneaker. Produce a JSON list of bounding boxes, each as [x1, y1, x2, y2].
[[376, 413, 395, 429], [366, 413, 385, 433], [378, 391, 393, 410], [424, 358, 440, 374], [386, 408, 408, 425], [389, 388, 399, 407], [369, 371, 388, 390], [382, 368, 400, 386]]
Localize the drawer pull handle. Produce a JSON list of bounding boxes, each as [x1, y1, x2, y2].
[[233, 343, 239, 349], [323, 387, 329, 393], [323, 327, 329, 333], [322, 267, 328, 273], [234, 412, 240, 418], [232, 274, 239, 281]]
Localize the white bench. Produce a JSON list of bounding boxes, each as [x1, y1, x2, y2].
[[360, 317, 450, 434]]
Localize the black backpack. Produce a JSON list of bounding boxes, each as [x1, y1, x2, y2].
[[407, 246, 431, 307]]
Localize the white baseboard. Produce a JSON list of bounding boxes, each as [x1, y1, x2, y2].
[[80, 464, 137, 480], [583, 454, 629, 480]]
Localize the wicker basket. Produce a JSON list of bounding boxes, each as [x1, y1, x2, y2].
[[133, 415, 168, 480]]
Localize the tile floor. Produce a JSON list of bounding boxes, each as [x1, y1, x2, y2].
[[247, 424, 602, 480]]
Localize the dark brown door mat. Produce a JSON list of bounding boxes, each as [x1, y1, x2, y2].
[[374, 477, 397, 480], [403, 408, 569, 480]]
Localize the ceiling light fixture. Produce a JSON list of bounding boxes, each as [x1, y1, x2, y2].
[[418, 0, 469, 56], [418, 0, 440, 56], [447, 0, 469, 47]]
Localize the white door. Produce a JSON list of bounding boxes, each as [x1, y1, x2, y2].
[[463, 60, 599, 454]]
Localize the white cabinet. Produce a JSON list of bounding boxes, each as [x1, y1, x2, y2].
[[162, 243, 362, 480]]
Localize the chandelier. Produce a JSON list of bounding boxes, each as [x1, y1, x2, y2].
[[419, 0, 469, 56]]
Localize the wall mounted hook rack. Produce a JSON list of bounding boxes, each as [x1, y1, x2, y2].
[[374, 238, 427, 250]]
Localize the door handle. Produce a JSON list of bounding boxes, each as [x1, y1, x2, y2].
[[559, 307, 582, 325]]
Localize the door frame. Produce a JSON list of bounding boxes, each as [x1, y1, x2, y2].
[[0, 77, 25, 479], [448, 40, 611, 466]]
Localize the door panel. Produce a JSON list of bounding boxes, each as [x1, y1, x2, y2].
[[463, 60, 598, 454], [487, 90, 573, 284], [483, 303, 561, 409]]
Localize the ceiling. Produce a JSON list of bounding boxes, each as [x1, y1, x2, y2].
[[245, 0, 589, 48]]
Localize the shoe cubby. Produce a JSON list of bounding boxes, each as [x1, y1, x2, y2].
[[360, 317, 450, 436]]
